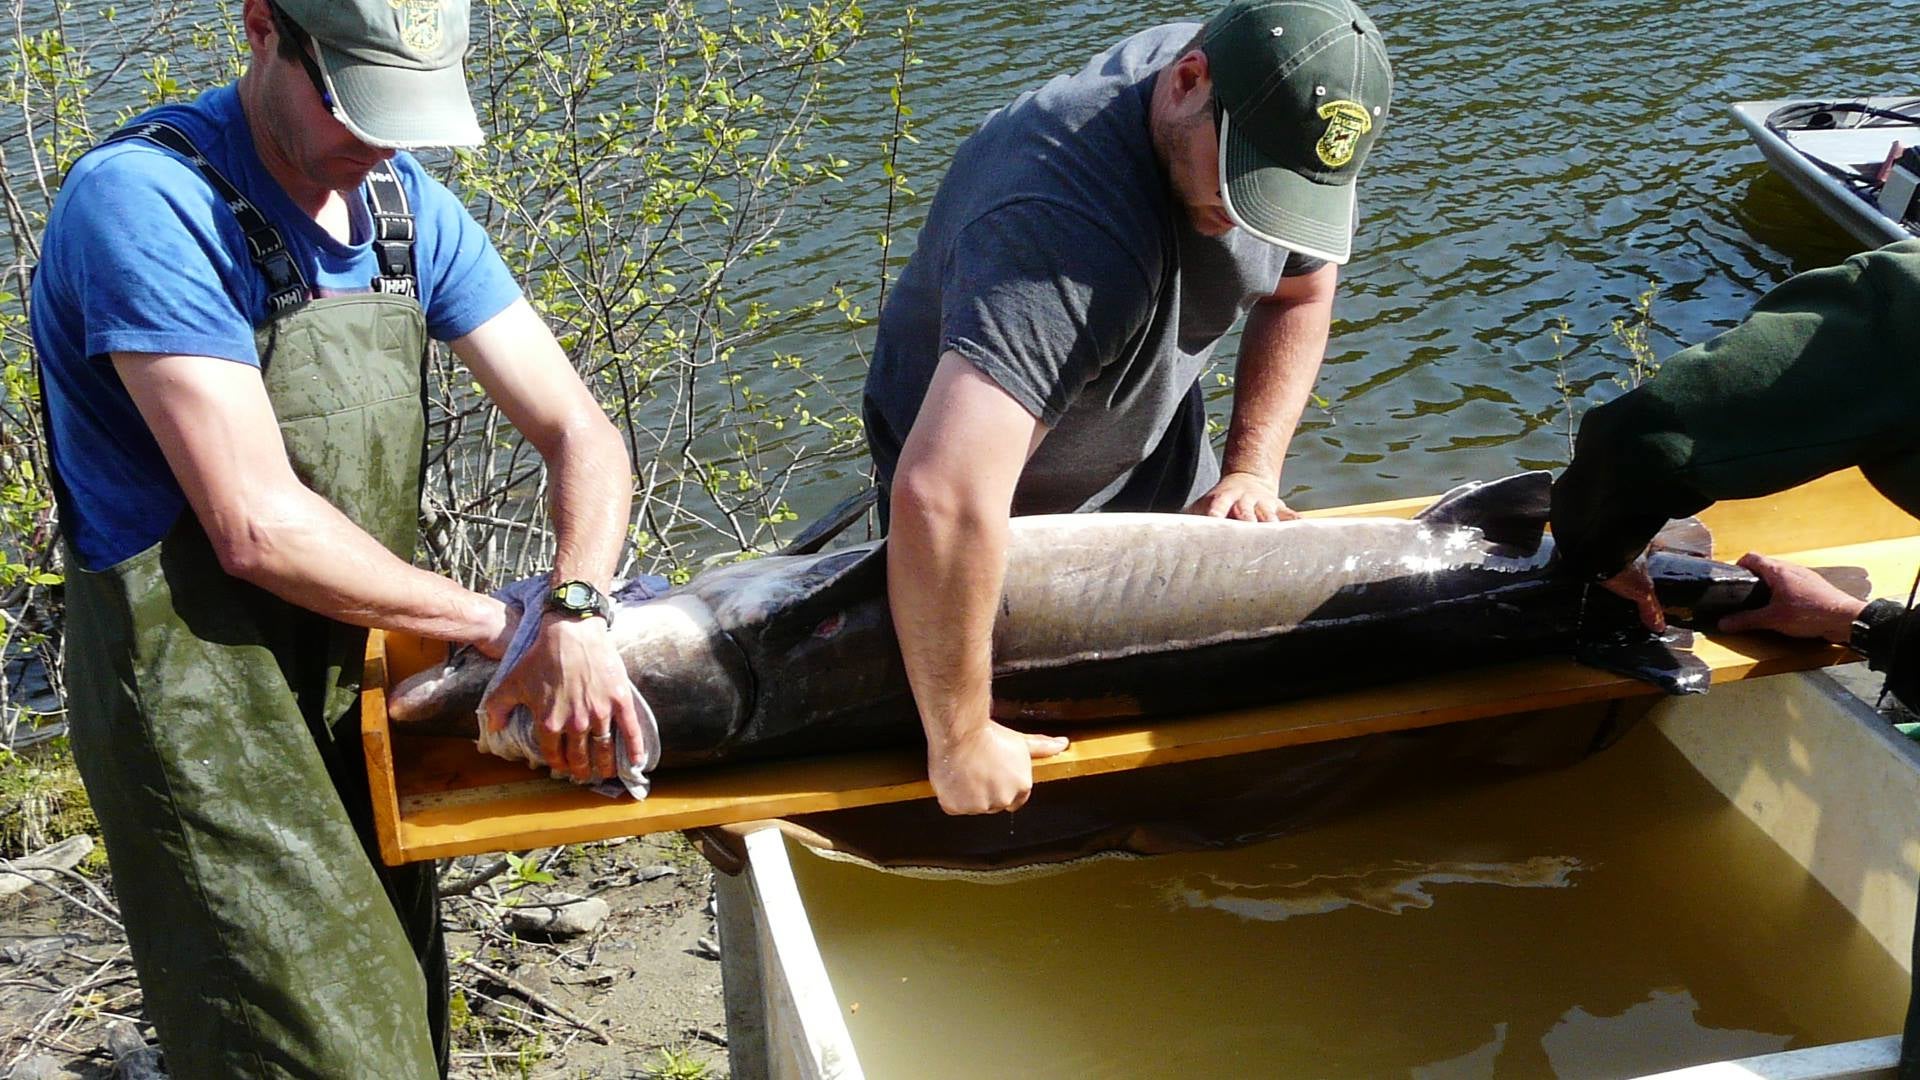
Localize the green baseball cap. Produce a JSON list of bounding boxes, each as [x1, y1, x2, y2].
[[1202, 0, 1393, 264], [277, 0, 483, 148]]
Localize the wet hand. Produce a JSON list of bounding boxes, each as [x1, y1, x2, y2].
[[1185, 472, 1299, 523], [482, 613, 643, 782], [1715, 552, 1865, 644], [1600, 556, 1664, 634], [470, 597, 516, 660], [927, 720, 1069, 815]]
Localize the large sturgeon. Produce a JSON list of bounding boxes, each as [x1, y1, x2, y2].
[[388, 472, 1774, 767]]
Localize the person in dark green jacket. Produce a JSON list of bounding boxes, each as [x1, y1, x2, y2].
[[1551, 238, 1920, 701], [1549, 237, 1920, 1076]]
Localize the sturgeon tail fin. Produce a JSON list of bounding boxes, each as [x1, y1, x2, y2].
[[1416, 471, 1553, 552]]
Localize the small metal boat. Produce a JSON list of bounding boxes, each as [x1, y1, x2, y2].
[[1731, 97, 1920, 248]]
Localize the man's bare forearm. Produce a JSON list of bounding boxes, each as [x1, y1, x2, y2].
[[886, 479, 1006, 752], [219, 415, 629, 648], [1221, 270, 1337, 486], [447, 298, 633, 594], [210, 482, 508, 649], [882, 350, 1057, 813], [538, 415, 632, 591]]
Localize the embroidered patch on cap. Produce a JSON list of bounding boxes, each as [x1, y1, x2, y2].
[[391, 0, 445, 55], [1315, 100, 1372, 168]]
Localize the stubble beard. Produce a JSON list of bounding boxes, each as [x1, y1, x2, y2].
[[1162, 109, 1232, 237]]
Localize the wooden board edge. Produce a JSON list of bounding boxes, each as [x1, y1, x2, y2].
[[392, 777, 933, 863], [1300, 493, 1427, 520], [361, 629, 410, 867], [383, 642, 1847, 863], [1304, 469, 1920, 564]]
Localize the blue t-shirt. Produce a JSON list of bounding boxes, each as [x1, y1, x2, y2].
[[30, 84, 521, 570]]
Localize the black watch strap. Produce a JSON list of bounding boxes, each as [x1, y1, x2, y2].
[[1848, 598, 1905, 659], [547, 579, 615, 625]]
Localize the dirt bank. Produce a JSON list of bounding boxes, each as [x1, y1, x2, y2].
[[0, 833, 730, 1079]]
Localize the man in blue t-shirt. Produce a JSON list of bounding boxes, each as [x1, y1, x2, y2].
[[864, 0, 1393, 816], [30, 1, 634, 1074]]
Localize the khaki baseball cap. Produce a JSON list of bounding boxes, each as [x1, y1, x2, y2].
[[277, 0, 483, 148], [1203, 0, 1393, 263]]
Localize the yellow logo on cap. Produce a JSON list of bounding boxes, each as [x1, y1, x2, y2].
[[389, 0, 445, 55], [1315, 100, 1372, 169]]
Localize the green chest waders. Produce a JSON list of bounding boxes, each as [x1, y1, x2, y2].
[[58, 122, 447, 1079]]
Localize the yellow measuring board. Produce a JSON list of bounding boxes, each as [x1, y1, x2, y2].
[[362, 469, 1920, 865]]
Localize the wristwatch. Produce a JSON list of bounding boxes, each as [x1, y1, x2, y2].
[[1848, 598, 1904, 659], [546, 579, 615, 626]]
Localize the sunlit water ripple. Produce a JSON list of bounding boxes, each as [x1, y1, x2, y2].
[[48, 1, 1915, 526], [775, 0, 1911, 517]]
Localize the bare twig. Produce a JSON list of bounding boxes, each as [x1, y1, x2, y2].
[[457, 956, 609, 1045], [439, 856, 514, 899]]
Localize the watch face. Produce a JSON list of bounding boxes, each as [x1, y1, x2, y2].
[[549, 580, 611, 624]]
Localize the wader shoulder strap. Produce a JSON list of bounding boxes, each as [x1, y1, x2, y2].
[[362, 160, 418, 299], [102, 121, 312, 316], [38, 119, 322, 536]]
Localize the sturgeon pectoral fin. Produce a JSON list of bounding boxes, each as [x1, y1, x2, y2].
[[1648, 517, 1713, 559], [1574, 629, 1710, 695]]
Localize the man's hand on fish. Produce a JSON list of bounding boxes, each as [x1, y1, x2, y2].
[[928, 719, 1070, 815], [1600, 555, 1666, 634], [471, 600, 517, 660], [482, 613, 644, 782], [1187, 470, 1301, 523], [1715, 553, 1865, 644]]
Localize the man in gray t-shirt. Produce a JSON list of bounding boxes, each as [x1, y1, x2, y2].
[[867, 0, 1393, 816]]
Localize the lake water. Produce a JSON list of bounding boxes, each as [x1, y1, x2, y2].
[[766, 0, 1910, 521], [25, 0, 1912, 527]]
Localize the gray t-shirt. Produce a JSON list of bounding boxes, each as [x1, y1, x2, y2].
[[864, 23, 1324, 516]]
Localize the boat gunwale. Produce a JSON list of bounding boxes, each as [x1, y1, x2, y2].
[[1731, 97, 1920, 249]]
